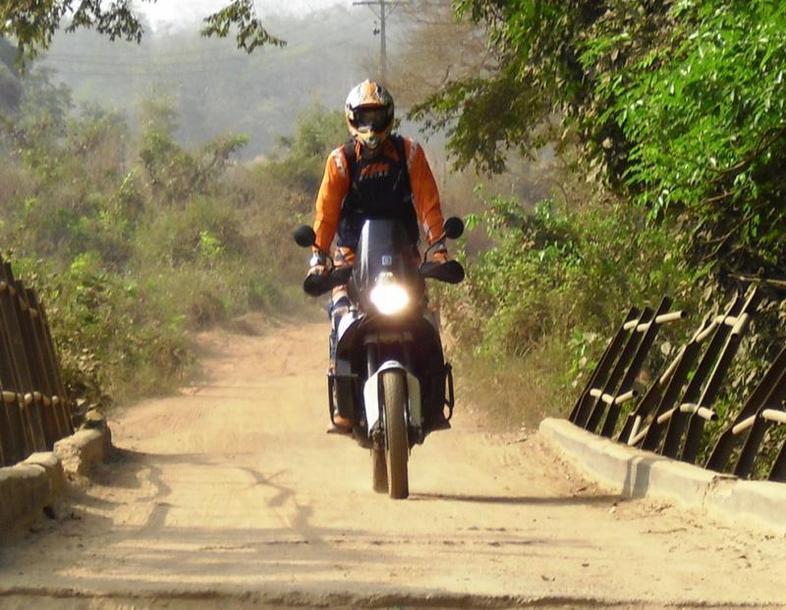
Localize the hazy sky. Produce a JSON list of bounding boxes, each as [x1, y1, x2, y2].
[[135, 0, 349, 31]]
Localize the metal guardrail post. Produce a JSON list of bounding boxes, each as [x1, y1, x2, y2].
[[0, 264, 38, 460], [0, 258, 75, 465], [583, 307, 654, 433], [734, 410, 782, 479], [706, 347, 786, 474], [23, 286, 70, 442], [0, 289, 24, 467], [16, 280, 61, 448], [660, 294, 743, 459], [638, 340, 702, 451], [0, 262, 47, 454], [600, 297, 674, 438], [620, 312, 710, 446], [28, 289, 73, 436], [768, 433, 786, 482], [570, 307, 640, 427], [680, 287, 761, 464]]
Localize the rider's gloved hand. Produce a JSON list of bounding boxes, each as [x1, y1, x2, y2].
[[308, 251, 328, 277], [431, 239, 449, 264]]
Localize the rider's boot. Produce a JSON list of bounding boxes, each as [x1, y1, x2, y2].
[[430, 410, 451, 430]]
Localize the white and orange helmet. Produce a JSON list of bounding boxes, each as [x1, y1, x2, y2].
[[345, 79, 394, 149]]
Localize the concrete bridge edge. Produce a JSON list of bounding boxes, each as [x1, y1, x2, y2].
[[0, 423, 111, 534], [539, 417, 786, 535]]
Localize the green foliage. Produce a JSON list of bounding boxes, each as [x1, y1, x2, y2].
[[581, 1, 786, 272], [12, 252, 190, 406], [0, 0, 283, 59], [447, 193, 700, 357], [0, 70, 335, 407], [138, 98, 249, 206], [438, 185, 706, 426], [267, 104, 347, 193], [200, 0, 285, 52], [418, 0, 786, 275]]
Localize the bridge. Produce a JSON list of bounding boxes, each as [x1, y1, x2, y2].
[[0, 267, 785, 609]]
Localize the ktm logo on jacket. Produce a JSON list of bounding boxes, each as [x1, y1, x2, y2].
[[359, 162, 391, 180]]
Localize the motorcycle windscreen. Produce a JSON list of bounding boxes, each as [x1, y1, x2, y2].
[[353, 219, 415, 289]]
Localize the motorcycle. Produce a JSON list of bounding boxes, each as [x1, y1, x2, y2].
[[293, 217, 465, 499]]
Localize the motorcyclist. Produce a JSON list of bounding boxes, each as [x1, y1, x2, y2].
[[307, 79, 451, 431]]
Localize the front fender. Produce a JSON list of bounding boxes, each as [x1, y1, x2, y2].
[[363, 360, 422, 433]]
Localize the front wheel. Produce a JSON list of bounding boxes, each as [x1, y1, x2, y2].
[[382, 370, 409, 499]]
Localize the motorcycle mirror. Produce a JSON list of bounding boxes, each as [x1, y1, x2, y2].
[[443, 217, 464, 240], [293, 225, 316, 248]]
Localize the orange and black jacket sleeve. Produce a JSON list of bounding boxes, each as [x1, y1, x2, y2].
[[313, 147, 351, 253], [404, 138, 445, 245]]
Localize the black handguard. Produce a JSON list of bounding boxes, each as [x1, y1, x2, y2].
[[303, 272, 330, 296], [303, 266, 353, 297], [420, 260, 465, 284]]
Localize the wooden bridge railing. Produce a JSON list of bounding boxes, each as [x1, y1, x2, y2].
[[0, 256, 73, 467], [570, 283, 786, 481]]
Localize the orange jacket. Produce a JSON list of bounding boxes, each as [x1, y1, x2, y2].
[[312, 137, 445, 252]]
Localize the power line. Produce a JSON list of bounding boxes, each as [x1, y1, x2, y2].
[[41, 54, 250, 68], [37, 64, 252, 79]]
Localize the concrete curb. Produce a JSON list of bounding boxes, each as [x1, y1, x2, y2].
[[539, 417, 786, 534], [0, 424, 111, 533], [53, 428, 110, 477]]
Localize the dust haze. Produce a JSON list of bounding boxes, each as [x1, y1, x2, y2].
[[35, 4, 399, 159]]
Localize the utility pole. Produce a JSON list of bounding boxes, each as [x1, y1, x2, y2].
[[353, 0, 406, 84]]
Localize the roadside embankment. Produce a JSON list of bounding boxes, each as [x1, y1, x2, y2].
[[540, 417, 786, 534]]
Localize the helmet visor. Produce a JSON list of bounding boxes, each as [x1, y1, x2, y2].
[[350, 107, 391, 133]]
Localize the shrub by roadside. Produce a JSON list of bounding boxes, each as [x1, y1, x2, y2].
[[0, 72, 342, 411]]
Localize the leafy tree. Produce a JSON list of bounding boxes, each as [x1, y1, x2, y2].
[[377, 1, 490, 109], [268, 104, 347, 193], [0, 0, 284, 58], [415, 0, 786, 275], [138, 97, 249, 206], [0, 37, 21, 113]]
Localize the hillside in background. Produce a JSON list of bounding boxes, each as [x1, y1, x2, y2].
[[36, 6, 387, 159]]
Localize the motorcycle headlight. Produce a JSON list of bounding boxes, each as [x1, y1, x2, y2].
[[370, 272, 410, 315]]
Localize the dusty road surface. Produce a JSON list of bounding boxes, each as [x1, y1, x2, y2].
[[1, 315, 785, 609]]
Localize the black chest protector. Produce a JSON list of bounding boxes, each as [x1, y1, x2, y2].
[[337, 134, 419, 250]]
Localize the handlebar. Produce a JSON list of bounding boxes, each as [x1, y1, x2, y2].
[[302, 261, 464, 297], [295, 219, 465, 297]]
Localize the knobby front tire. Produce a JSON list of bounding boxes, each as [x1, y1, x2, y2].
[[382, 370, 409, 499]]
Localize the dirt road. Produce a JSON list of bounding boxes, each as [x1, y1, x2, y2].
[[1, 315, 785, 609]]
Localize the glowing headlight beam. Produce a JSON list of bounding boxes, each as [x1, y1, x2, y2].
[[370, 282, 410, 315]]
